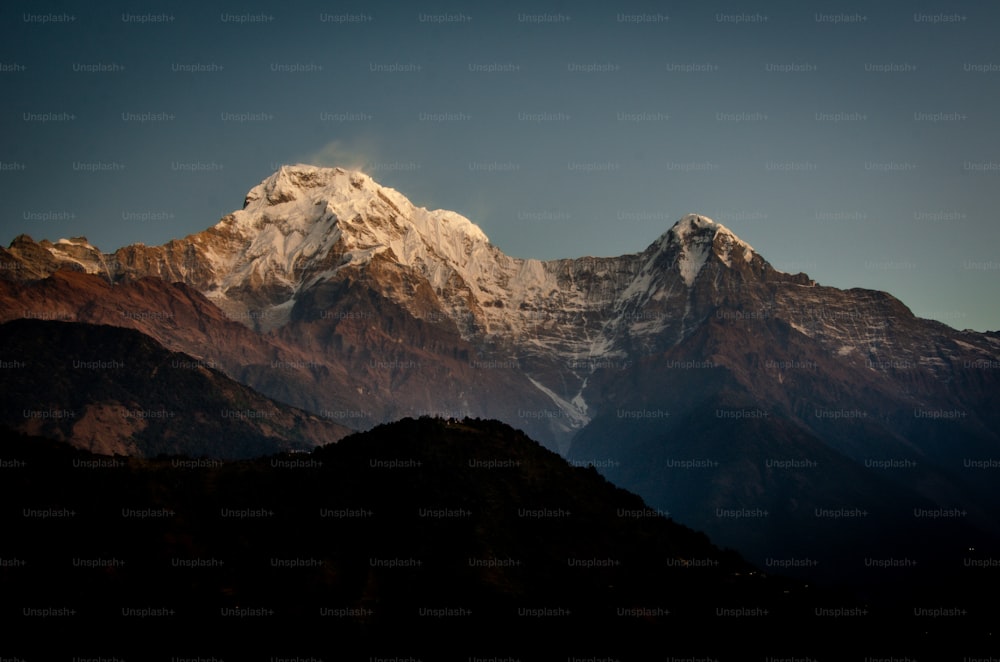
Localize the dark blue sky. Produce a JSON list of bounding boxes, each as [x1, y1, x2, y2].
[[2, 0, 999, 330]]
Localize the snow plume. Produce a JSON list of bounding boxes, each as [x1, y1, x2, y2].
[[302, 138, 379, 174]]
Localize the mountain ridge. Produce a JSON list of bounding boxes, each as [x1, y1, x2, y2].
[[1, 165, 830, 427], [3, 164, 824, 448], [2, 165, 997, 451], [2, 165, 999, 584], [2, 164, 813, 332]]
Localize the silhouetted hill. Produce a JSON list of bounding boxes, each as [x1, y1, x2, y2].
[[1, 418, 994, 657]]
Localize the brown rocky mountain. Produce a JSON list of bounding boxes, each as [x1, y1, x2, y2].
[[2, 164, 998, 583]]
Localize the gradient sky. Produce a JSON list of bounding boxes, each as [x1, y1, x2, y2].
[[2, 0, 999, 330]]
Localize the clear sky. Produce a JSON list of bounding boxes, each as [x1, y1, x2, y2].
[[2, 0, 999, 330]]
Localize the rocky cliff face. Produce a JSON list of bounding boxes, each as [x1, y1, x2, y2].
[[3, 166, 998, 451], [3, 165, 999, 580]]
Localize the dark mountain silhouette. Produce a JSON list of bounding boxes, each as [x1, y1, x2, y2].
[[4, 417, 991, 657], [0, 319, 350, 457]]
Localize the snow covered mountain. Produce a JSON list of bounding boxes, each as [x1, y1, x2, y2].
[[4, 165, 811, 445], [3, 164, 1000, 582], [20, 166, 778, 335], [3, 165, 996, 445]]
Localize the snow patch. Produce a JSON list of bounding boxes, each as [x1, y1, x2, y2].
[[527, 376, 591, 429], [789, 322, 812, 337], [618, 270, 655, 302], [676, 236, 713, 287], [55, 237, 95, 248]]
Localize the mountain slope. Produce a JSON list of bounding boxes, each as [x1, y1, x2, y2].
[[2, 164, 999, 593], [0, 319, 350, 457], [0, 166, 874, 449]]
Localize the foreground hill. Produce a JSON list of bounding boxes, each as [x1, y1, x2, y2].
[[1, 418, 995, 657]]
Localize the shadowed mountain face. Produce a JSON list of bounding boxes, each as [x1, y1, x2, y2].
[[568, 307, 1000, 580], [0, 319, 350, 458], [2, 164, 999, 597]]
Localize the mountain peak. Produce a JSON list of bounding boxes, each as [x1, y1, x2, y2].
[[238, 163, 490, 243], [668, 214, 741, 244], [243, 164, 369, 209], [674, 212, 722, 234], [658, 214, 758, 286], [188, 164, 498, 326]]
